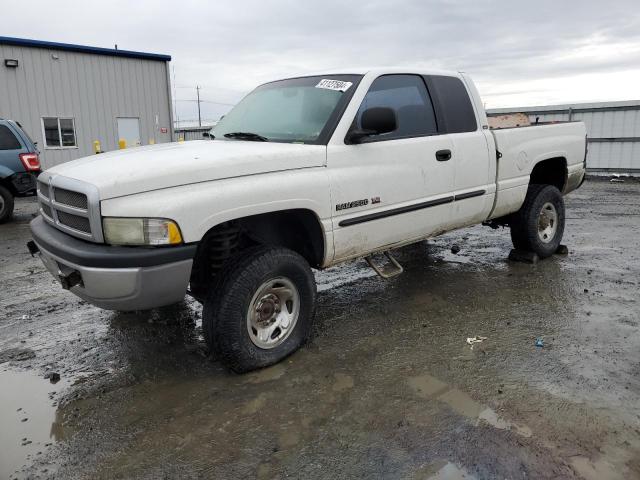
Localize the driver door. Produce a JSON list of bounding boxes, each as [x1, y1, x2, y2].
[[327, 74, 456, 261]]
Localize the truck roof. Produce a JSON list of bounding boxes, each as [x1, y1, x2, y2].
[[299, 67, 464, 77]]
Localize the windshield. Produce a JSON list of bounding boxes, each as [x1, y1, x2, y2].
[[212, 75, 362, 144]]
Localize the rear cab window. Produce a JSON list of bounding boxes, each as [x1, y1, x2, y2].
[[0, 124, 23, 151], [423, 75, 477, 133]]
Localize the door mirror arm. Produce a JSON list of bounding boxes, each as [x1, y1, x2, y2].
[[345, 128, 377, 144]]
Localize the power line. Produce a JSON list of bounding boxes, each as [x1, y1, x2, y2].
[[200, 100, 236, 106], [174, 84, 243, 92], [174, 99, 236, 107], [176, 118, 219, 121]]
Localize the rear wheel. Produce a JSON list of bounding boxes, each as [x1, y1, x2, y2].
[[0, 185, 15, 224], [202, 246, 316, 373], [510, 184, 565, 258]]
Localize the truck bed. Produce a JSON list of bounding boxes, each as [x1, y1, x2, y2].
[[488, 121, 587, 218]]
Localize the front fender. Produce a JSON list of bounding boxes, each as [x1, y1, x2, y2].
[[100, 168, 335, 261]]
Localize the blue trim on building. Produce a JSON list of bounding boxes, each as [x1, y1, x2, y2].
[[0, 36, 171, 62]]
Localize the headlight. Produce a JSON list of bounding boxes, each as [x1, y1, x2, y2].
[[102, 218, 183, 246]]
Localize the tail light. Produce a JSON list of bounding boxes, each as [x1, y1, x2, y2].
[[19, 153, 40, 172]]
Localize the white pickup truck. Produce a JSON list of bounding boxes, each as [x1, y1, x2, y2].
[[30, 68, 587, 372]]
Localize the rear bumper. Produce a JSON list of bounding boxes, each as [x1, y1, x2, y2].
[[566, 164, 586, 193], [30, 216, 196, 311], [10, 171, 38, 196]]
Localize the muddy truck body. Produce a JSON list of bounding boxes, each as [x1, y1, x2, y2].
[[29, 68, 587, 372]]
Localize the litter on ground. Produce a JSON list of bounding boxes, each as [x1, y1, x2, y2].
[[466, 336, 488, 349]]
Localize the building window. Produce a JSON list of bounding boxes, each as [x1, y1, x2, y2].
[[42, 117, 77, 148]]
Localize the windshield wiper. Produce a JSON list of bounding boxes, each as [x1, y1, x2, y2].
[[223, 132, 269, 142]]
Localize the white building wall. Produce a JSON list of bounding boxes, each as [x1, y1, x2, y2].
[[0, 42, 173, 168], [488, 101, 640, 172]]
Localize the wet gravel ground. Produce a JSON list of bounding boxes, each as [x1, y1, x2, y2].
[[1, 179, 639, 480]]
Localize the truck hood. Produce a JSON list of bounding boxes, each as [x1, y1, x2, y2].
[[48, 140, 327, 199]]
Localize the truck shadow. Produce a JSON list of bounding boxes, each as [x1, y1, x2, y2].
[[103, 299, 218, 379], [98, 236, 571, 383]]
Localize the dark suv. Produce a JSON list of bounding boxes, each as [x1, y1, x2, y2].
[[0, 119, 41, 222]]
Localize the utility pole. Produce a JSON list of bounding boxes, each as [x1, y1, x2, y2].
[[172, 65, 179, 130], [196, 85, 202, 127]]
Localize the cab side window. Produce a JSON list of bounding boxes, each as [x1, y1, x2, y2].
[[356, 74, 437, 141]]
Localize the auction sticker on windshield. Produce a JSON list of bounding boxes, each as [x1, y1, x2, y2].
[[315, 79, 353, 92]]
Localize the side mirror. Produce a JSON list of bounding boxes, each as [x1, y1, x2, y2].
[[203, 131, 214, 139], [346, 107, 397, 144]]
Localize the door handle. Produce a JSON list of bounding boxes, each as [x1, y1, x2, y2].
[[436, 149, 451, 161]]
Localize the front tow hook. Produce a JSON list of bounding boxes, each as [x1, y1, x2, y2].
[[59, 271, 83, 290], [26, 240, 40, 257]]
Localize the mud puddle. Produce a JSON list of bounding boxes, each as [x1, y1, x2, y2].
[[420, 460, 476, 479], [0, 368, 67, 479], [408, 374, 532, 438]]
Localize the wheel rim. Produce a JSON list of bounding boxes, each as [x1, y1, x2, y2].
[[0, 195, 4, 215], [247, 277, 300, 349], [537, 202, 558, 243]]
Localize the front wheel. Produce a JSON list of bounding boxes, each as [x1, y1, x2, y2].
[[0, 185, 15, 224], [202, 246, 316, 373], [510, 184, 565, 259]]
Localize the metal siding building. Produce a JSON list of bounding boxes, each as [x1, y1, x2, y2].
[[175, 125, 215, 141], [488, 101, 640, 173], [0, 37, 173, 168]]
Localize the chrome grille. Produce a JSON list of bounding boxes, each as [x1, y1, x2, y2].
[[54, 187, 88, 209], [38, 180, 49, 199], [56, 211, 91, 233], [37, 173, 103, 242], [41, 203, 53, 219]]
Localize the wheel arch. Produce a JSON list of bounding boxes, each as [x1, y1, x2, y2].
[[190, 208, 328, 297], [529, 156, 568, 192], [234, 208, 326, 268], [0, 166, 19, 196]]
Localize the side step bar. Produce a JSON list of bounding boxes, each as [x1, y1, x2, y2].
[[365, 251, 404, 279]]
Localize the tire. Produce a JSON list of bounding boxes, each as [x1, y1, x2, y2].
[[202, 246, 316, 373], [510, 184, 565, 258], [0, 185, 15, 224]]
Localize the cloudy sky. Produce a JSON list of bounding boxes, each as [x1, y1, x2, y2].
[[4, 0, 640, 124]]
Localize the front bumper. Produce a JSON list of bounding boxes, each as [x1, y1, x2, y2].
[[30, 216, 197, 311]]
